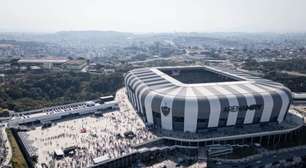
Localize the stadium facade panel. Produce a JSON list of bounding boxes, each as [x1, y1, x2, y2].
[[124, 66, 292, 133]]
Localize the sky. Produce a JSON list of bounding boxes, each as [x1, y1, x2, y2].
[[0, 0, 306, 33]]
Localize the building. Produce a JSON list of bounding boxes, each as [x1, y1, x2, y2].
[[8, 100, 118, 126], [124, 66, 292, 133], [17, 58, 68, 69], [63, 59, 88, 71]]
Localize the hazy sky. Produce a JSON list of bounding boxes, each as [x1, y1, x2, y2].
[[1, 0, 306, 33]]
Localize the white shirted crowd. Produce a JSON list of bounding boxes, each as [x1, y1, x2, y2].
[[23, 88, 157, 167]]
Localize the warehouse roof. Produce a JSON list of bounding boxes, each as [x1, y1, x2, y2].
[[18, 58, 68, 64]]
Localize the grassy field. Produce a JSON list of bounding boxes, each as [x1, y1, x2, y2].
[[5, 128, 28, 168]]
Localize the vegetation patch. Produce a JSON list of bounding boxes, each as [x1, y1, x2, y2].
[[242, 58, 306, 92], [0, 71, 123, 112], [5, 128, 28, 168]]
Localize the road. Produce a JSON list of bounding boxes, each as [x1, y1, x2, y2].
[[211, 146, 306, 168]]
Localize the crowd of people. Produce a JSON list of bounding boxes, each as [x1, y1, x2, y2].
[[22, 88, 157, 167]]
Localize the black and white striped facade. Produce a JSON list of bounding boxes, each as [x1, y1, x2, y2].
[[124, 66, 292, 133]]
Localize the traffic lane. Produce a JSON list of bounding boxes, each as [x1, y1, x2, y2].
[[212, 148, 306, 168]]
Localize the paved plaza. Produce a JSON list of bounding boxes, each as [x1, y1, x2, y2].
[[22, 88, 157, 167]]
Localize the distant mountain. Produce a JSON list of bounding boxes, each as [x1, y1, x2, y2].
[[56, 30, 134, 37], [0, 31, 136, 47]]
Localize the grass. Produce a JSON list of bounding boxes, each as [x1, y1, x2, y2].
[[5, 128, 28, 168]]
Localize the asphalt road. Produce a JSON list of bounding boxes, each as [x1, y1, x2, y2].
[[210, 146, 306, 168]]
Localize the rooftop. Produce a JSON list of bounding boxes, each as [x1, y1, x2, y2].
[[64, 59, 87, 65], [126, 66, 289, 98], [18, 58, 68, 64]]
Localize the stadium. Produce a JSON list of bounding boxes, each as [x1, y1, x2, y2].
[[124, 66, 292, 133]]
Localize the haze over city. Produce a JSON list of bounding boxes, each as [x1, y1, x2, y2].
[[1, 1, 306, 168], [1, 0, 306, 33]]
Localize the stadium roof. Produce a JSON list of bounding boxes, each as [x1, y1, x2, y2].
[[125, 66, 290, 98]]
